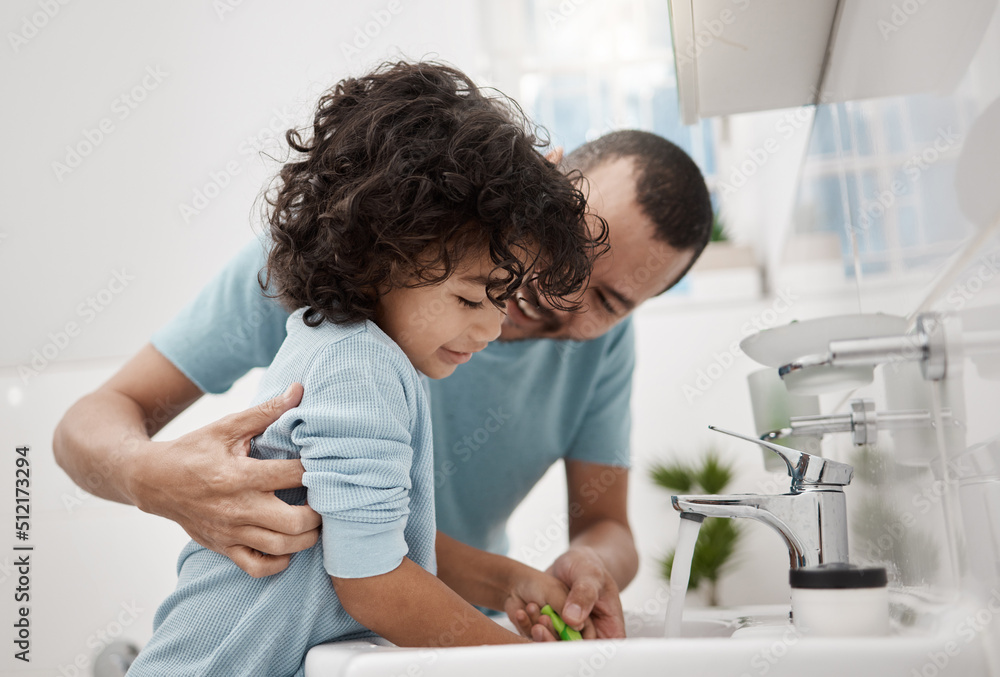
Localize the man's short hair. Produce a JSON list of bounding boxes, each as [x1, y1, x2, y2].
[[564, 130, 713, 289]]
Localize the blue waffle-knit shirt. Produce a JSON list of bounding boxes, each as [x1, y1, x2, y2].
[[129, 309, 436, 676]]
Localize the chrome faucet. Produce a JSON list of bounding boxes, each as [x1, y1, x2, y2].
[[671, 426, 855, 569]]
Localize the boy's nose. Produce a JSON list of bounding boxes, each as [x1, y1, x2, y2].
[[472, 306, 504, 344]]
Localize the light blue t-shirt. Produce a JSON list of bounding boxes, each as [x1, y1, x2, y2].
[[131, 310, 436, 675], [152, 238, 633, 556]]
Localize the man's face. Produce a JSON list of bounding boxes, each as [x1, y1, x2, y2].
[[500, 156, 695, 342]]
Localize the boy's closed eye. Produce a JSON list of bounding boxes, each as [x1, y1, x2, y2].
[[454, 271, 508, 313], [457, 295, 485, 309]]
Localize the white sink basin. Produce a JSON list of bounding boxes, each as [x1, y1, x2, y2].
[[304, 604, 994, 676]]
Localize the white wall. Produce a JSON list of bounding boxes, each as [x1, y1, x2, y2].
[[2, 0, 485, 369]]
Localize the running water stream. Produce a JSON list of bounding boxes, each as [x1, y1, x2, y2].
[[664, 514, 704, 638]]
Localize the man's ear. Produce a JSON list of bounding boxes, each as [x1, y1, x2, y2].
[[544, 147, 564, 166]]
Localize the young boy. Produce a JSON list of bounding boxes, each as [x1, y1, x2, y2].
[[128, 61, 604, 676]]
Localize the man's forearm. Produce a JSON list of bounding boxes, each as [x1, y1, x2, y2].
[[53, 390, 157, 506], [54, 343, 203, 508], [568, 519, 638, 590]]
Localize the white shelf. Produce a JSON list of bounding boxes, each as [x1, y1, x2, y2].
[[669, 0, 998, 124]]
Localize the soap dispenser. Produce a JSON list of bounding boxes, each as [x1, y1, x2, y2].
[[790, 563, 889, 637]]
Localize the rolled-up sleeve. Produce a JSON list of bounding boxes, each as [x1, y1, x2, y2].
[[293, 342, 416, 579]]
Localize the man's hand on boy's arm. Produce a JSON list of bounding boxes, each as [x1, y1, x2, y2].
[[128, 384, 322, 578], [53, 343, 322, 578], [332, 557, 534, 646]]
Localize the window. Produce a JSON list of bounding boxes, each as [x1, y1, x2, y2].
[[479, 0, 716, 182], [793, 89, 983, 279]]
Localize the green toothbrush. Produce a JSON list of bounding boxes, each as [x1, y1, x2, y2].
[[539, 604, 583, 641]]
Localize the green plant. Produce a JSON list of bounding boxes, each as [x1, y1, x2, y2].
[[710, 213, 728, 243], [650, 450, 742, 606]]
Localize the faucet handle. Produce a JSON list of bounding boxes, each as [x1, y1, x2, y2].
[[708, 425, 854, 489]]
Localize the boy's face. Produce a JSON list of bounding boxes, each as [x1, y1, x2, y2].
[[376, 252, 507, 379]]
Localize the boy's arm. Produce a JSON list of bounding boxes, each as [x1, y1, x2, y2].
[[52, 343, 322, 578], [299, 340, 556, 645], [333, 558, 529, 646]]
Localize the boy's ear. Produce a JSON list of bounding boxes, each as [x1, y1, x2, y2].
[[544, 147, 564, 166]]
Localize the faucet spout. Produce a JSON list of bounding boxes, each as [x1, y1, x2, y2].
[[671, 425, 854, 569], [671, 490, 849, 569]]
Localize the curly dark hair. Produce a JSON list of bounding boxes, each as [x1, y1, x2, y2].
[[260, 60, 608, 327]]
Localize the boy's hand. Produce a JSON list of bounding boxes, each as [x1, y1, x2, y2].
[[503, 564, 596, 641], [130, 383, 322, 577]]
